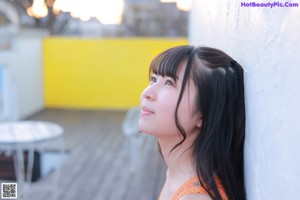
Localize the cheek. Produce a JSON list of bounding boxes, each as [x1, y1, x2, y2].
[[139, 94, 179, 136], [159, 97, 176, 115], [177, 90, 198, 134]]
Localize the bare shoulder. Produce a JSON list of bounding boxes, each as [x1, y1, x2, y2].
[[179, 193, 212, 200]]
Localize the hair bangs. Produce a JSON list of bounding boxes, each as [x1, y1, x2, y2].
[[149, 46, 193, 80]]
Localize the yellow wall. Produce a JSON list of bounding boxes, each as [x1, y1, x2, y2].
[[44, 38, 188, 109]]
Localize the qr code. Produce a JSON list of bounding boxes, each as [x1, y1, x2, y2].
[[1, 183, 17, 199]]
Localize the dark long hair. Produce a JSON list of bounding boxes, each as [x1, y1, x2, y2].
[[150, 46, 246, 200]]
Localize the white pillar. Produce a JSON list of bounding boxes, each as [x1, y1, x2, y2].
[[189, 1, 300, 199]]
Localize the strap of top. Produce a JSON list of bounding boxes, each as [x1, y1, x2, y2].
[[172, 176, 228, 200]]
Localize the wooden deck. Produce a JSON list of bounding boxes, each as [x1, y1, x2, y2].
[[2, 109, 166, 200]]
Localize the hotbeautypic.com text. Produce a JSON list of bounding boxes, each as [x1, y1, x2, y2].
[[241, 1, 299, 8]]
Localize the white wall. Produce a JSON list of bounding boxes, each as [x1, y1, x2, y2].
[[0, 29, 47, 120], [189, 1, 300, 200], [14, 31, 46, 119]]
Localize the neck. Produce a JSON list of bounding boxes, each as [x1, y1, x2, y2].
[[157, 134, 197, 181]]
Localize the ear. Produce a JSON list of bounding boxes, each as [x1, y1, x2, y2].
[[196, 115, 203, 128]]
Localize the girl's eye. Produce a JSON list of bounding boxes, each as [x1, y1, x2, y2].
[[166, 79, 175, 86], [150, 76, 157, 83]]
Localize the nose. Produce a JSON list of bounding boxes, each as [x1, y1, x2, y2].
[[141, 85, 156, 101]]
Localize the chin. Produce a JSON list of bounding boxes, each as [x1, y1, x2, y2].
[[138, 123, 156, 136], [138, 126, 154, 135]]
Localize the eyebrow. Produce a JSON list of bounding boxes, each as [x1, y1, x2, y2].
[[151, 73, 179, 81], [163, 74, 179, 80]]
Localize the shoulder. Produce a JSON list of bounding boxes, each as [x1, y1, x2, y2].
[[179, 193, 212, 200]]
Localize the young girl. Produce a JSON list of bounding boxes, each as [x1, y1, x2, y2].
[[139, 46, 246, 200]]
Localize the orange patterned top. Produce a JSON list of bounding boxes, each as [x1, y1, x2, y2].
[[159, 176, 228, 200]]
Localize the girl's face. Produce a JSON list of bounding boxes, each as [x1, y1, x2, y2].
[[139, 65, 201, 139]]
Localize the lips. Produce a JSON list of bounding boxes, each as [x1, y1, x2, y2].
[[140, 106, 154, 116]]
